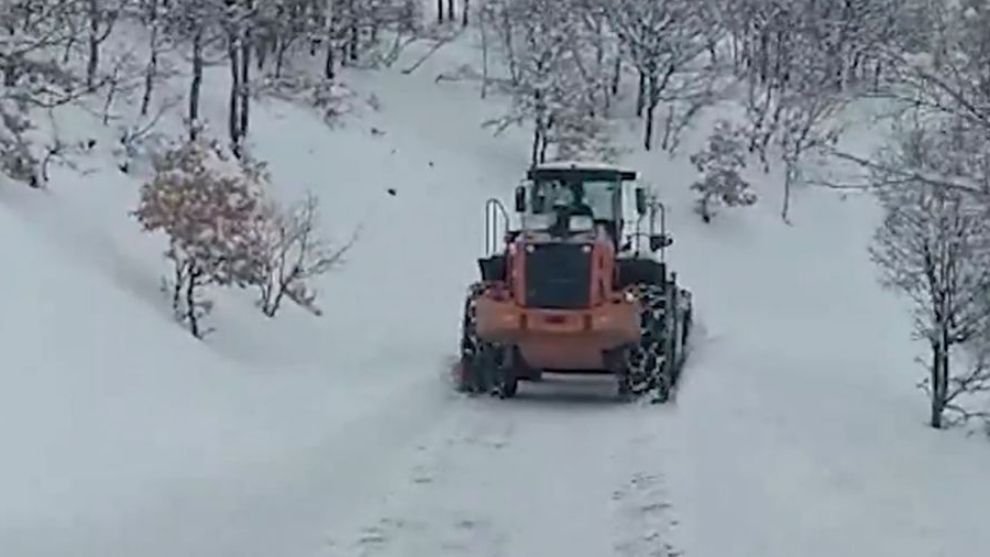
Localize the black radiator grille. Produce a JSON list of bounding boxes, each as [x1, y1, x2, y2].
[[524, 243, 592, 309]]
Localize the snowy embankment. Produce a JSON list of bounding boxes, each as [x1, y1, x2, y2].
[[0, 31, 516, 556], [2, 24, 990, 557]]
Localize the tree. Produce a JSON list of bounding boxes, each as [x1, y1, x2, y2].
[[483, 0, 606, 165], [254, 192, 356, 317], [133, 138, 269, 337], [604, 0, 712, 150], [689, 119, 756, 223], [223, 0, 256, 157], [85, 0, 123, 91], [550, 112, 619, 163], [137, 0, 179, 117], [1, 0, 81, 184], [163, 0, 226, 140], [869, 123, 990, 429], [775, 88, 847, 223]]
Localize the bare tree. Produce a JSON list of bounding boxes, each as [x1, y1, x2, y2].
[[775, 88, 847, 223], [1, 0, 89, 186], [604, 0, 712, 150], [139, 0, 172, 116], [85, 0, 122, 90], [869, 123, 990, 429], [254, 192, 356, 317], [483, 0, 607, 165], [163, 0, 225, 140]]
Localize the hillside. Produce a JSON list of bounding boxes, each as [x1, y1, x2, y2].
[[2, 4, 990, 557]]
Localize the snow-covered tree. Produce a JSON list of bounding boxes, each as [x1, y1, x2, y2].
[[0, 0, 88, 186], [483, 0, 609, 165], [254, 191, 355, 317], [604, 0, 714, 151], [869, 122, 990, 429], [840, 1, 990, 198], [83, 0, 124, 90], [133, 137, 269, 337], [161, 0, 226, 140], [720, 0, 901, 94], [550, 111, 620, 163], [775, 88, 847, 222], [689, 119, 756, 223]]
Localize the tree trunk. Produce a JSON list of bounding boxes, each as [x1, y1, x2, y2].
[[700, 195, 712, 223], [930, 342, 945, 429], [531, 122, 541, 167], [643, 75, 657, 151], [635, 70, 645, 117], [186, 267, 202, 339], [189, 28, 204, 140], [140, 22, 159, 116], [462, 0, 469, 26], [268, 279, 287, 317], [87, 0, 100, 90], [228, 34, 242, 156], [539, 114, 552, 163], [501, 10, 518, 84], [276, 40, 289, 78], [349, 2, 358, 63], [257, 38, 267, 69], [644, 105, 655, 150], [448, 0, 456, 22], [437, 0, 444, 23], [324, 33, 335, 80], [480, 12, 489, 98], [611, 56, 621, 95], [171, 257, 186, 315], [782, 160, 794, 223], [240, 19, 251, 138]]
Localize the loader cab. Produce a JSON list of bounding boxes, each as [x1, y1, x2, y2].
[[513, 163, 641, 247]]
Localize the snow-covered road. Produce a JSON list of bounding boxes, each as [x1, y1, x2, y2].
[[324, 378, 683, 557]]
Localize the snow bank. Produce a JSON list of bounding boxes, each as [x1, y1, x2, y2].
[[0, 190, 457, 556], [618, 111, 990, 557]]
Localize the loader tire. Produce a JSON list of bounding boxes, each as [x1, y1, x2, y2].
[[458, 282, 503, 395], [624, 283, 673, 401], [458, 283, 485, 393]]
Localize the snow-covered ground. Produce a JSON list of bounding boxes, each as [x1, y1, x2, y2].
[[2, 25, 989, 557]]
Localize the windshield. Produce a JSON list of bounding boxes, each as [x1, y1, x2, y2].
[[530, 178, 618, 220]]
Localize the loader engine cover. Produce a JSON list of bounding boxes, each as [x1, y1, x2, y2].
[[523, 242, 592, 309]]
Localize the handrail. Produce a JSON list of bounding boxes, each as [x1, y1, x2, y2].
[[650, 194, 668, 263], [484, 198, 510, 257]]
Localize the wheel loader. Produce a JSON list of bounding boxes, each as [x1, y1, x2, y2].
[[457, 161, 693, 401]]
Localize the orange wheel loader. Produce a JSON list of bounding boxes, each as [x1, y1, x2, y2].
[[456, 162, 693, 402]]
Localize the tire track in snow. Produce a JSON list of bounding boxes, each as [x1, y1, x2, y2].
[[611, 429, 683, 557], [325, 379, 683, 557]]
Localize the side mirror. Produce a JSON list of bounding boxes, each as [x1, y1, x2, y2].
[[635, 187, 647, 216], [649, 233, 673, 251], [514, 186, 526, 212]]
